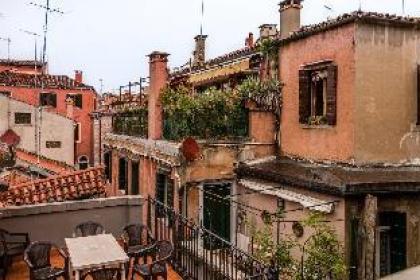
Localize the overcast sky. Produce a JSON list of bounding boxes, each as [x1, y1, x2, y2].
[[2, 0, 420, 92]]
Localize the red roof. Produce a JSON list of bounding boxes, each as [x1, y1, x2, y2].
[[0, 129, 20, 146], [0, 71, 94, 90], [0, 167, 108, 207]]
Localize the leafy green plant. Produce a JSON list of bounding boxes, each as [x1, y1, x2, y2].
[[161, 86, 248, 141], [299, 212, 346, 280], [113, 107, 148, 137]]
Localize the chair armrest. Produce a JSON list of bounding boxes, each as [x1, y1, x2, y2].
[[23, 252, 34, 269]]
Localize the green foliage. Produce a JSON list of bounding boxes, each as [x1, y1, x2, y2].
[[161, 86, 248, 141], [258, 38, 278, 60], [300, 212, 347, 280], [237, 77, 282, 115], [113, 107, 148, 137], [247, 211, 346, 279]]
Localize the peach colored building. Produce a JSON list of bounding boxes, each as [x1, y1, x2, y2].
[[236, 1, 420, 279], [0, 68, 97, 168]]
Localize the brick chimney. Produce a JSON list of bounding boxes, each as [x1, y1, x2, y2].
[[74, 70, 83, 83], [279, 0, 303, 39], [66, 97, 74, 119], [259, 24, 278, 39], [192, 35, 208, 67], [245, 32, 254, 48], [148, 51, 169, 140]]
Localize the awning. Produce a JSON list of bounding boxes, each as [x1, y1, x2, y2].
[[238, 179, 335, 213]]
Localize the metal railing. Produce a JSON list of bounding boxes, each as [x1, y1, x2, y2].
[[147, 197, 278, 280]]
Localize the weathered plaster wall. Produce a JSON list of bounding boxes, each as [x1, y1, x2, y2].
[[0, 95, 74, 165], [0, 85, 96, 165], [354, 24, 420, 164], [279, 23, 356, 162], [236, 183, 346, 260]]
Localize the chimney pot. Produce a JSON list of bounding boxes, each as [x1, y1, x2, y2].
[[259, 24, 278, 39], [279, 0, 303, 39], [74, 70, 83, 83], [192, 35, 208, 67], [246, 32, 255, 48]]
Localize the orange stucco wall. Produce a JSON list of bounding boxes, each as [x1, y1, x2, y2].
[[0, 85, 96, 165], [279, 23, 356, 162]]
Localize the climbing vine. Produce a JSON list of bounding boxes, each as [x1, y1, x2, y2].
[[161, 86, 248, 141], [247, 211, 346, 279], [113, 107, 148, 137]]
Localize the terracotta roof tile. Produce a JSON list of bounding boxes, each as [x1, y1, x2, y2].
[[277, 11, 420, 45], [0, 59, 45, 68], [0, 70, 94, 90], [0, 166, 108, 207]]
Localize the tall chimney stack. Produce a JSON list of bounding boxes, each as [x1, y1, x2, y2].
[[245, 32, 255, 48], [74, 70, 83, 83], [192, 35, 208, 67], [259, 24, 278, 40], [279, 0, 303, 39], [148, 51, 169, 140]]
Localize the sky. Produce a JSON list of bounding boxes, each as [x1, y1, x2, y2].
[[2, 0, 420, 93]]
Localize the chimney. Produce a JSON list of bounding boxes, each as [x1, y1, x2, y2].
[[279, 0, 303, 39], [66, 97, 74, 119], [192, 35, 208, 67], [74, 70, 83, 83], [245, 32, 254, 48], [259, 24, 278, 40], [148, 51, 169, 140]]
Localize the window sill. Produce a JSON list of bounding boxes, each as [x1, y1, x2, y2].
[[14, 123, 32, 127], [300, 124, 334, 129]]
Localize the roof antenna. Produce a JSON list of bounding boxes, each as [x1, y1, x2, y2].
[[0, 37, 11, 61], [200, 0, 204, 36], [29, 0, 64, 75], [358, 0, 362, 11], [20, 29, 40, 73], [402, 0, 405, 15], [323, 1, 334, 19]]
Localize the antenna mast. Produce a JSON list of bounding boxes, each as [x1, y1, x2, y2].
[[402, 0, 405, 15], [200, 0, 204, 36], [29, 0, 64, 74], [0, 37, 11, 61], [20, 29, 40, 72]]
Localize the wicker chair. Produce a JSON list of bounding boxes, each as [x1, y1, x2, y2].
[[24, 241, 69, 280], [81, 267, 121, 280], [0, 228, 30, 278], [73, 221, 105, 237], [122, 224, 154, 265], [131, 240, 173, 280]]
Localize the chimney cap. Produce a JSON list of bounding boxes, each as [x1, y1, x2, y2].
[[259, 23, 277, 29], [147, 51, 170, 58], [194, 34, 208, 40], [279, 0, 303, 9]]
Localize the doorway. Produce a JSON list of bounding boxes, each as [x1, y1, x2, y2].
[[131, 161, 139, 195]]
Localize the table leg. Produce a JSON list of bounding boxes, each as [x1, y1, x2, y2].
[[121, 263, 126, 280], [75, 270, 80, 280]]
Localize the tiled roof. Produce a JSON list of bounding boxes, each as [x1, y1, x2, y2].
[[171, 46, 258, 77], [0, 129, 20, 146], [15, 149, 74, 175], [0, 59, 45, 68], [278, 11, 420, 45], [0, 167, 107, 207], [0, 71, 94, 90]]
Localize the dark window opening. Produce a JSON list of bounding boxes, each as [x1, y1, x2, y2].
[[78, 156, 89, 170], [104, 152, 112, 182], [15, 113, 31, 125], [417, 65, 420, 125], [0, 91, 11, 97], [75, 123, 81, 142], [40, 92, 57, 107], [378, 212, 407, 277], [131, 161, 139, 195], [299, 63, 337, 126], [118, 158, 128, 192], [46, 141, 61, 148], [156, 172, 174, 218], [203, 183, 231, 248], [67, 94, 83, 109]]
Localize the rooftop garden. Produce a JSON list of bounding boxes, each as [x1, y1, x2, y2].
[[112, 107, 148, 138]]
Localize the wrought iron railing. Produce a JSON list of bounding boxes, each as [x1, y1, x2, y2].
[[112, 109, 148, 138], [147, 197, 278, 280]]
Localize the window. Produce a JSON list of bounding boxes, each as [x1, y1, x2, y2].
[[78, 155, 89, 170], [66, 94, 83, 109], [417, 65, 420, 125], [299, 62, 337, 126], [0, 91, 11, 97], [40, 92, 57, 107], [46, 141, 61, 148], [75, 123, 81, 143], [14, 113, 31, 125]]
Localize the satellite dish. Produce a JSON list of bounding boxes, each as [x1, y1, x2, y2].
[[181, 137, 200, 162]]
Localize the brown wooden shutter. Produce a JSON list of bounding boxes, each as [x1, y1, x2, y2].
[[326, 64, 338, 125], [299, 69, 311, 124], [417, 65, 420, 125]]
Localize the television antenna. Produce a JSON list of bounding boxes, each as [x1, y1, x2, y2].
[[323, 1, 334, 19], [402, 0, 406, 15], [29, 0, 64, 74], [20, 29, 41, 69], [0, 37, 11, 61]]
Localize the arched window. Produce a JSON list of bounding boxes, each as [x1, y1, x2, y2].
[[78, 155, 89, 170]]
